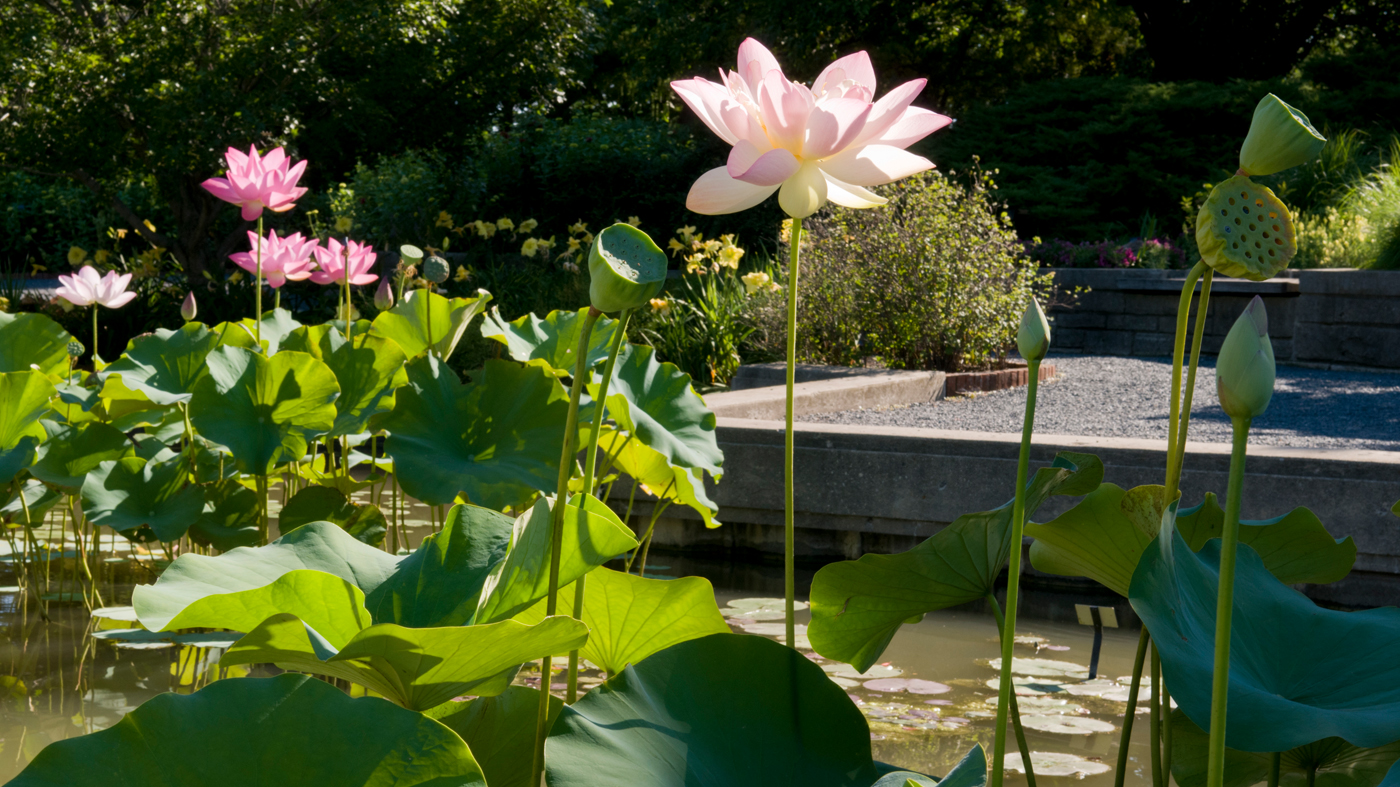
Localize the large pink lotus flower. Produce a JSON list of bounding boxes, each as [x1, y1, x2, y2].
[[311, 238, 378, 286], [56, 265, 136, 309], [201, 146, 309, 222], [228, 230, 319, 288], [671, 39, 952, 218]]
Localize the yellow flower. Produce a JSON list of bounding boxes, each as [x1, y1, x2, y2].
[[537, 235, 555, 251], [741, 271, 772, 295], [67, 246, 88, 266], [478, 221, 497, 239], [521, 238, 540, 257], [518, 218, 538, 234], [497, 217, 515, 232], [627, 216, 641, 227], [718, 245, 744, 269], [677, 225, 697, 244], [335, 216, 354, 233], [701, 238, 722, 255], [581, 232, 593, 246], [454, 265, 471, 282], [93, 250, 112, 265], [435, 211, 453, 229], [229, 271, 245, 284], [30, 263, 47, 274], [452, 225, 467, 236], [668, 238, 686, 255], [779, 218, 793, 243], [143, 219, 156, 234], [569, 221, 589, 235], [566, 237, 582, 253], [649, 297, 671, 315], [114, 228, 128, 240]]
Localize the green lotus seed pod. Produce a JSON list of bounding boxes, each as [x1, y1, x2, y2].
[[1016, 297, 1050, 362], [588, 223, 667, 313], [1216, 295, 1275, 421], [1239, 94, 1326, 177], [1195, 175, 1295, 281], [423, 255, 450, 284], [66, 340, 85, 358], [400, 244, 424, 264]]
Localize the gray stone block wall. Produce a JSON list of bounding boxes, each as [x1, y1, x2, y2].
[[1294, 271, 1400, 369]]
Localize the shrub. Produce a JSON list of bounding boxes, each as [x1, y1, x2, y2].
[[1344, 141, 1400, 270], [752, 169, 1059, 373], [1023, 236, 1191, 269], [0, 172, 168, 270]]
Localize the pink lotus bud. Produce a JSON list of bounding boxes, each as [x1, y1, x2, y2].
[[181, 291, 197, 322], [374, 277, 394, 311]]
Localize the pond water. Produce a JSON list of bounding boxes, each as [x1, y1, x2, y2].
[[0, 493, 1159, 784]]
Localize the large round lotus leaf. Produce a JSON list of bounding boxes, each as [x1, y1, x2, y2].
[[100, 322, 219, 405], [809, 452, 1102, 672], [382, 355, 570, 509], [480, 307, 620, 378], [190, 478, 261, 552], [0, 311, 72, 376], [80, 456, 204, 542], [0, 371, 56, 449], [1017, 715, 1114, 734], [0, 479, 63, 525], [1170, 709, 1400, 787], [7, 673, 486, 787], [370, 288, 491, 361], [279, 484, 387, 547], [189, 346, 339, 476], [592, 425, 719, 527], [283, 325, 408, 437], [233, 307, 304, 355], [30, 420, 134, 490], [545, 633, 880, 787], [514, 566, 729, 675], [1131, 519, 1400, 751], [1028, 484, 1355, 597], [594, 344, 722, 478], [429, 686, 564, 787]]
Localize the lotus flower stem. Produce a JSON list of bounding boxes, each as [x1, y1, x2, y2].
[[1268, 753, 1281, 787], [1150, 644, 1163, 787], [255, 215, 263, 350], [991, 358, 1040, 787], [986, 594, 1038, 787], [566, 309, 633, 703], [532, 306, 602, 786], [1168, 269, 1214, 500], [343, 245, 353, 343], [1114, 628, 1153, 787], [1206, 417, 1251, 787], [783, 217, 802, 649], [1164, 261, 1208, 506], [90, 307, 98, 367]]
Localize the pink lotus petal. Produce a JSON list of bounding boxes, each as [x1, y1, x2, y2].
[[821, 144, 933, 187], [103, 291, 136, 309], [736, 37, 782, 92], [850, 79, 927, 148], [728, 143, 799, 187], [822, 173, 887, 208], [873, 106, 953, 148], [685, 166, 778, 215], [813, 51, 876, 96], [239, 202, 265, 222], [804, 97, 870, 159], [671, 79, 742, 147], [758, 71, 812, 154]]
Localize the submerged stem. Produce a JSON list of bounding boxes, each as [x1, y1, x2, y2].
[[783, 217, 802, 649], [991, 359, 1041, 787], [1206, 417, 1252, 787], [1115, 628, 1153, 787]]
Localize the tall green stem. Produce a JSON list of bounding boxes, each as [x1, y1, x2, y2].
[[1150, 644, 1163, 787], [531, 307, 601, 786], [1168, 269, 1214, 499], [566, 308, 631, 703], [783, 217, 802, 648], [343, 262, 353, 343], [987, 595, 1038, 787], [1115, 628, 1153, 787], [1164, 261, 1208, 506], [1206, 417, 1252, 787], [255, 215, 263, 351], [1268, 753, 1281, 787], [991, 359, 1040, 787], [1163, 682, 1175, 784]]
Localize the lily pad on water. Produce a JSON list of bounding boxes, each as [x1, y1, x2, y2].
[[1004, 752, 1111, 778], [987, 657, 1089, 680], [810, 452, 1103, 672], [1018, 715, 1115, 734], [100, 323, 219, 405], [279, 485, 387, 547], [429, 686, 564, 787], [7, 674, 486, 787], [370, 288, 491, 361], [382, 356, 569, 509], [546, 633, 881, 786], [480, 307, 621, 378], [593, 343, 723, 478], [862, 678, 951, 695], [188, 346, 339, 477], [0, 311, 72, 376], [81, 456, 205, 542], [1131, 508, 1400, 751], [514, 566, 729, 675], [1170, 710, 1400, 787], [824, 662, 903, 680], [984, 677, 1065, 696], [90, 605, 139, 622]]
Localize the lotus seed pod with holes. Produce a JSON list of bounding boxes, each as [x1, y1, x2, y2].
[[67, 340, 84, 358], [374, 277, 394, 311], [1016, 297, 1050, 362], [400, 244, 424, 265], [588, 223, 667, 313], [1196, 175, 1295, 281], [1239, 94, 1326, 177], [423, 255, 450, 284], [1216, 295, 1275, 421]]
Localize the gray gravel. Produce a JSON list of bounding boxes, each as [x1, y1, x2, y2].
[[805, 355, 1400, 451]]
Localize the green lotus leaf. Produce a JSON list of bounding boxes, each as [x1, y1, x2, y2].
[[0, 371, 57, 450], [101, 379, 175, 431], [592, 425, 719, 527], [100, 323, 219, 405], [0, 311, 72, 376], [222, 592, 588, 711], [52, 380, 104, 426], [808, 452, 1103, 672], [1170, 709, 1400, 787], [30, 420, 134, 490], [595, 343, 722, 478], [873, 747, 985, 787], [189, 346, 340, 476], [546, 632, 880, 786], [284, 325, 408, 437], [209, 319, 259, 350], [382, 355, 570, 509], [279, 485, 387, 547], [515, 566, 729, 675], [480, 307, 621, 378], [6, 673, 486, 787], [474, 494, 639, 624], [1, 479, 63, 525], [152, 569, 371, 643], [365, 503, 515, 628], [429, 686, 564, 787], [0, 438, 38, 485], [370, 288, 491, 361], [1028, 485, 1356, 597], [190, 478, 261, 551], [1130, 514, 1400, 751], [80, 456, 204, 542], [133, 522, 401, 632], [234, 307, 303, 355]]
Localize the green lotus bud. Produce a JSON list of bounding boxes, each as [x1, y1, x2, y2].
[[423, 255, 450, 284], [588, 223, 666, 313], [1239, 94, 1326, 177], [374, 277, 394, 311], [1016, 297, 1050, 362], [400, 244, 424, 264], [1196, 175, 1295, 281], [1216, 295, 1275, 421], [181, 291, 197, 322]]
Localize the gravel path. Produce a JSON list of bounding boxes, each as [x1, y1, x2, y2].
[[805, 355, 1400, 451]]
